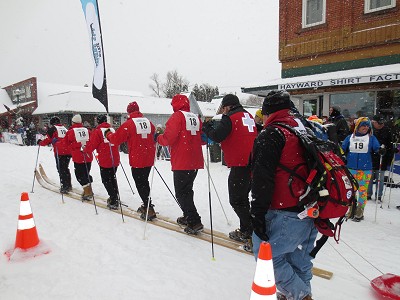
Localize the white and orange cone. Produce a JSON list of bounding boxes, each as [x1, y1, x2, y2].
[[250, 242, 277, 300], [15, 192, 40, 249], [4, 192, 50, 261]]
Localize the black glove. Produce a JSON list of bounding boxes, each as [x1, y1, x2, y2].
[[202, 120, 214, 134], [251, 214, 269, 241], [378, 145, 386, 156], [37, 139, 42, 144], [104, 128, 112, 139]]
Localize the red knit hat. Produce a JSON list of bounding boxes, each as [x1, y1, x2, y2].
[[127, 101, 139, 113]]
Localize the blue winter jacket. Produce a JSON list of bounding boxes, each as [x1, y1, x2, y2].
[[342, 133, 380, 170]]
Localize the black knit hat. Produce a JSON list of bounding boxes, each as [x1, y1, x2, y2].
[[262, 90, 291, 115], [221, 94, 240, 108], [372, 114, 385, 124], [96, 114, 107, 124], [50, 116, 60, 125]]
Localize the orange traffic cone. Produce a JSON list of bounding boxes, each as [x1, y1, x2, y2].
[[14, 192, 40, 249], [250, 242, 277, 299]]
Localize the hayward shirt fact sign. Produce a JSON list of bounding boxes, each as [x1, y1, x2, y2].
[[279, 73, 400, 90]]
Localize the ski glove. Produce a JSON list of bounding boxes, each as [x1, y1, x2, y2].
[[201, 120, 214, 134], [378, 145, 386, 156], [251, 213, 269, 242], [104, 128, 112, 140]]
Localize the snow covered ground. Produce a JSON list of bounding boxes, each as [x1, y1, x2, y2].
[[1, 143, 399, 300]]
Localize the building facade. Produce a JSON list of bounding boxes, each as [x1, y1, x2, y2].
[[242, 0, 400, 125]]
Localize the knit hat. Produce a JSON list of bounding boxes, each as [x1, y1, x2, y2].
[[255, 109, 263, 119], [221, 94, 240, 108], [96, 114, 107, 124], [354, 117, 371, 134], [307, 115, 323, 124], [330, 106, 341, 117], [372, 114, 385, 124], [171, 94, 190, 112], [262, 90, 291, 115], [127, 101, 139, 113], [50, 116, 60, 125], [71, 114, 82, 124]]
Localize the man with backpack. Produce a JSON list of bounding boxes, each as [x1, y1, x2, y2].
[[251, 90, 317, 300]]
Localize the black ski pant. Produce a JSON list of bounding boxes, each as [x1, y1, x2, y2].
[[100, 166, 119, 200], [173, 170, 201, 226], [228, 166, 252, 233], [55, 154, 72, 189], [74, 162, 93, 186], [131, 166, 152, 205]]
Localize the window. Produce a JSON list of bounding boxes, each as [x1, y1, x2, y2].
[[302, 0, 326, 28], [330, 92, 375, 121], [303, 99, 318, 117], [365, 0, 396, 13]]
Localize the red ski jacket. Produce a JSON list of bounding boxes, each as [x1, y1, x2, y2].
[[84, 122, 120, 168], [107, 111, 156, 168], [157, 96, 204, 171], [65, 123, 93, 164], [39, 124, 71, 156]]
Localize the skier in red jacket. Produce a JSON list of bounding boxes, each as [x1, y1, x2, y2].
[[157, 94, 204, 234], [202, 94, 257, 244], [65, 114, 94, 200], [106, 102, 157, 220], [39, 116, 72, 194], [84, 115, 120, 210]]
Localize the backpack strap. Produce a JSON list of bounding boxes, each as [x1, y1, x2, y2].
[[310, 234, 329, 258]]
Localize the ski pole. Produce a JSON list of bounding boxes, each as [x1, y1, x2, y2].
[[143, 151, 158, 240], [203, 157, 231, 225], [82, 150, 98, 215], [153, 165, 182, 210], [108, 142, 124, 222], [119, 162, 136, 198], [374, 154, 383, 222], [55, 146, 65, 204], [206, 143, 215, 260], [31, 145, 41, 193], [387, 143, 397, 208]]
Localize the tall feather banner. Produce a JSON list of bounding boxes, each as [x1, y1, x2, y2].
[[80, 0, 108, 112]]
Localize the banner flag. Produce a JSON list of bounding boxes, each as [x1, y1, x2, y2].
[[80, 0, 108, 112]]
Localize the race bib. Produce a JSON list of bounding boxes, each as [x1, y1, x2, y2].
[[132, 118, 151, 138], [181, 111, 200, 135], [100, 127, 115, 144], [54, 125, 67, 138], [349, 135, 369, 154], [73, 127, 90, 145]]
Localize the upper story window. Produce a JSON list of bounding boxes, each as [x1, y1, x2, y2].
[[365, 0, 396, 13], [302, 0, 326, 28]]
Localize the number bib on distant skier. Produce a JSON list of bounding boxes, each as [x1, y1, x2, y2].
[[100, 127, 115, 144], [73, 127, 90, 145], [54, 125, 67, 138], [132, 118, 151, 138], [349, 135, 369, 154], [180, 111, 199, 135]]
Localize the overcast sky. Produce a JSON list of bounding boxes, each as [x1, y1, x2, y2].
[[0, 0, 281, 98]]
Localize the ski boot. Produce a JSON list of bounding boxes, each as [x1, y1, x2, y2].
[[107, 198, 119, 210], [176, 216, 188, 227], [137, 204, 156, 221], [229, 228, 252, 243], [81, 184, 93, 201], [184, 222, 204, 235]]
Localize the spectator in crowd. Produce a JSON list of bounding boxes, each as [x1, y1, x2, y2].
[[328, 106, 350, 143]]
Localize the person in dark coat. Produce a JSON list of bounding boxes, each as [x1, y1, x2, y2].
[[367, 114, 394, 202], [328, 106, 350, 143], [251, 90, 317, 300], [202, 94, 257, 243]]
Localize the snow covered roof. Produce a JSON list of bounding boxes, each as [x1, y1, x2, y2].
[[33, 82, 173, 115], [0, 88, 12, 114], [242, 63, 400, 96]]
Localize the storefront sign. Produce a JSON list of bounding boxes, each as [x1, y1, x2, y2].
[[279, 73, 400, 90]]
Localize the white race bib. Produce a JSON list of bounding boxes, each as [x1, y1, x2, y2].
[[73, 127, 90, 145], [349, 135, 369, 153], [132, 118, 151, 138], [54, 125, 67, 138], [100, 127, 115, 144], [181, 111, 200, 135]]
